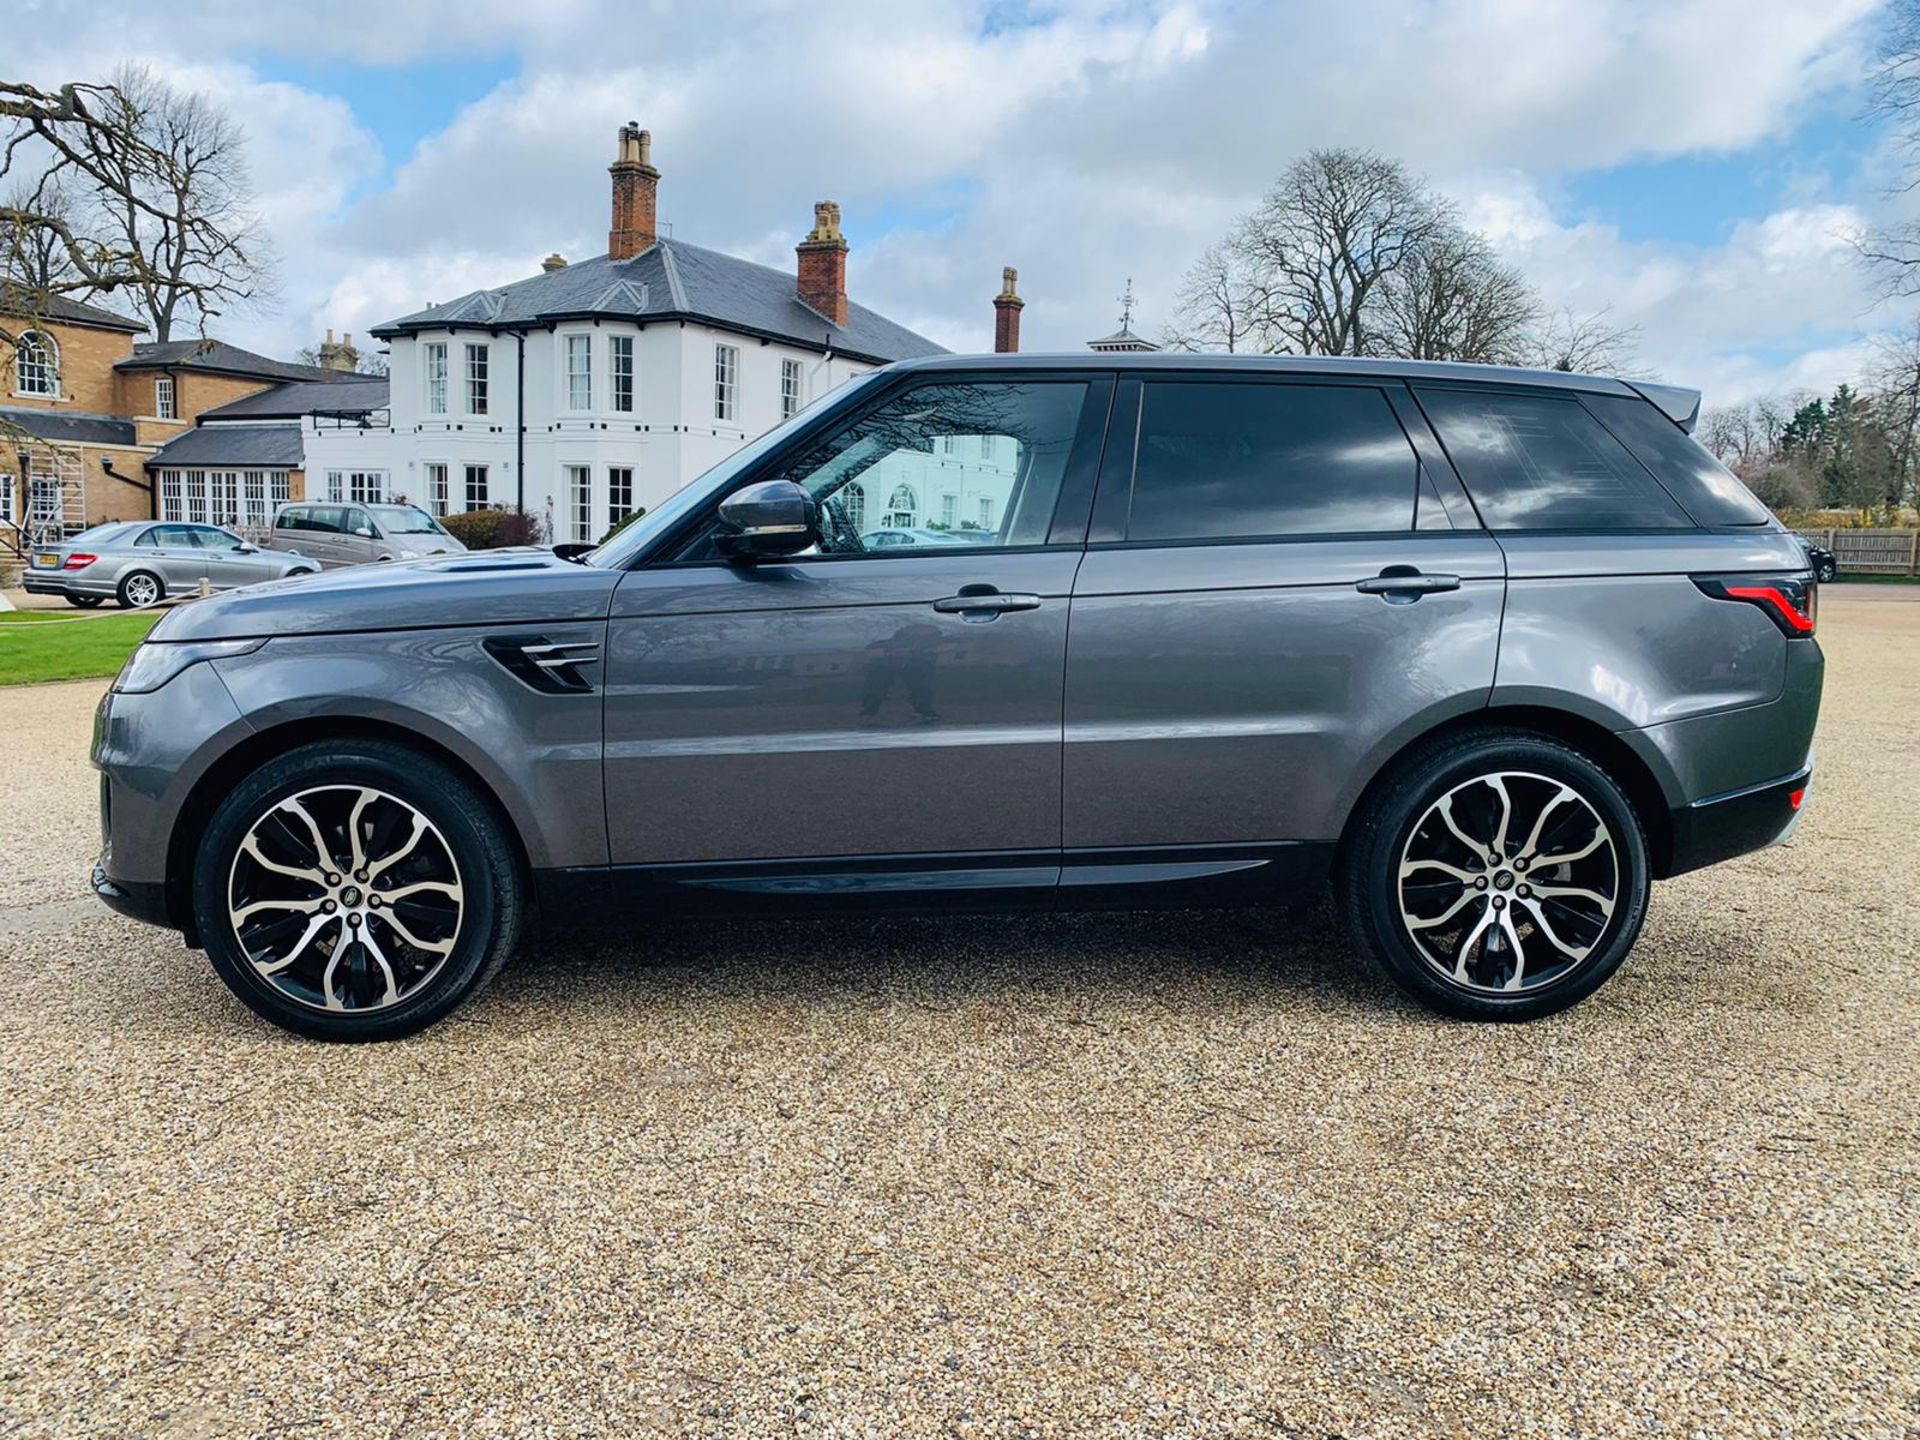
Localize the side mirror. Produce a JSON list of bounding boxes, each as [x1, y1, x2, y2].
[[233, 542, 257, 553], [715, 479, 818, 559]]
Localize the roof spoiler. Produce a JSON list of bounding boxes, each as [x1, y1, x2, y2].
[[1627, 381, 1700, 434]]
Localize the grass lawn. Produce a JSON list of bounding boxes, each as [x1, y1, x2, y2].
[[0, 610, 162, 685]]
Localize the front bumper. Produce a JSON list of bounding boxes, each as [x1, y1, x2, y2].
[[1666, 762, 1811, 877], [90, 862, 176, 930]]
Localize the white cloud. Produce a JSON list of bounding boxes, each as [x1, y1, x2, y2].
[[0, 0, 1898, 390]]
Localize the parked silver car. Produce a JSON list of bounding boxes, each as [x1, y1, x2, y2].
[[91, 354, 1823, 1041], [21, 521, 321, 609], [265, 502, 466, 568]]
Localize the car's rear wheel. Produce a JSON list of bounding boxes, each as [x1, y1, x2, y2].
[[192, 740, 525, 1041], [65, 594, 105, 608], [117, 570, 163, 609], [1344, 731, 1650, 1020]]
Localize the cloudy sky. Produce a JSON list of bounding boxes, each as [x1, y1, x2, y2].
[[5, 0, 1911, 404]]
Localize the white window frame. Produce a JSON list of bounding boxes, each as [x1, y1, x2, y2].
[[0, 473, 15, 526], [567, 464, 593, 542], [714, 343, 738, 422], [464, 463, 490, 510], [425, 462, 450, 517], [13, 330, 58, 398], [780, 357, 803, 421], [154, 375, 176, 420], [465, 343, 489, 416], [608, 465, 634, 527], [209, 470, 239, 526], [978, 496, 994, 528], [159, 470, 183, 522], [565, 333, 592, 412], [326, 470, 345, 503], [241, 470, 269, 530], [270, 471, 291, 508], [184, 470, 208, 523], [610, 335, 634, 414], [940, 494, 958, 528], [425, 342, 449, 415], [348, 470, 386, 504]]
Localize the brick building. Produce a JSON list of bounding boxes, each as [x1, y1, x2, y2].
[[1, 294, 366, 557]]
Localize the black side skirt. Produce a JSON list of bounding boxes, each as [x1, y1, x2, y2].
[[535, 841, 1335, 928]]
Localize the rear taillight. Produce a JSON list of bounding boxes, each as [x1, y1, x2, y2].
[[1694, 574, 1817, 637], [62, 553, 97, 570]]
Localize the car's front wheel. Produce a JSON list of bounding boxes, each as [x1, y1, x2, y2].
[[192, 740, 525, 1041], [1344, 731, 1651, 1021]]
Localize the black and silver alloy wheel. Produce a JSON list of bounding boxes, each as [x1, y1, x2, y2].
[[1395, 771, 1619, 994], [227, 785, 465, 1013], [118, 570, 162, 609], [1345, 730, 1650, 1021], [194, 740, 524, 1041]]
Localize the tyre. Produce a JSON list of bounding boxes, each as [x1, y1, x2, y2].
[[1343, 730, 1651, 1021], [117, 570, 164, 609], [65, 594, 105, 608], [192, 740, 525, 1041], [1819, 560, 1837, 583]]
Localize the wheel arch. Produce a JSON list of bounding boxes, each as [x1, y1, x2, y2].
[[165, 716, 536, 946], [1336, 704, 1678, 880]]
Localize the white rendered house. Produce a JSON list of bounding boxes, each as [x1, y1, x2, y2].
[[305, 126, 946, 542]]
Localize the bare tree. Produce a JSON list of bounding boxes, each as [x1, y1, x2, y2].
[[1, 176, 86, 297], [1161, 241, 1257, 353], [1861, 0, 1920, 298], [1527, 305, 1643, 375], [1376, 227, 1539, 363], [1227, 148, 1451, 356], [85, 65, 276, 340]]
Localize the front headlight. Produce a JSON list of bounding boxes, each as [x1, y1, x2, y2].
[[113, 638, 267, 695]]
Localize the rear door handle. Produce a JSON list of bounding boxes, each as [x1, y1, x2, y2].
[[932, 590, 1042, 615], [1355, 571, 1461, 597]]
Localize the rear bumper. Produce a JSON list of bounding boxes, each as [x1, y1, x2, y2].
[[1665, 763, 1810, 877], [22, 570, 115, 597]]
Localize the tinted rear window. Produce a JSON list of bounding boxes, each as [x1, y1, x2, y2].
[[1418, 388, 1692, 531], [1582, 393, 1772, 526], [1128, 382, 1417, 541]]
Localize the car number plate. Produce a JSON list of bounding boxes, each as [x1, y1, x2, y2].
[[35, 552, 58, 567]]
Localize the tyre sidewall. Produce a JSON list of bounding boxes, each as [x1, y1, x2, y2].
[[117, 571, 163, 609], [193, 743, 519, 1041], [1352, 734, 1651, 1021]]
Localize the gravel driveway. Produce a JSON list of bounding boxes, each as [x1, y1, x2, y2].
[[1, 594, 1915, 1438]]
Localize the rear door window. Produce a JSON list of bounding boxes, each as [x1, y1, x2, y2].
[[306, 506, 346, 534], [1416, 388, 1692, 531], [1126, 381, 1418, 541], [275, 507, 304, 531], [1581, 393, 1772, 526]]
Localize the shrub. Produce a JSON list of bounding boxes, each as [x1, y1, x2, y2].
[[598, 509, 647, 545], [442, 508, 549, 550]]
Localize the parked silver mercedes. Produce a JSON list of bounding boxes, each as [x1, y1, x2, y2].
[[90, 354, 1822, 1041], [22, 521, 320, 609], [265, 502, 465, 568]]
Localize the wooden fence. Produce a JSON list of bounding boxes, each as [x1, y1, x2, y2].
[[1800, 529, 1920, 576]]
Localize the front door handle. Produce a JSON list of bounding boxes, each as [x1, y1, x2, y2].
[[1355, 569, 1461, 599], [932, 589, 1043, 615]]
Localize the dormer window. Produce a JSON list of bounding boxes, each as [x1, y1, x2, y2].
[[13, 330, 58, 398]]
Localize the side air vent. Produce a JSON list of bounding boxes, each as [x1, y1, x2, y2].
[[482, 635, 601, 694]]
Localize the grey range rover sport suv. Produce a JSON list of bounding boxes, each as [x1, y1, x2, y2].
[[90, 354, 1822, 1041]]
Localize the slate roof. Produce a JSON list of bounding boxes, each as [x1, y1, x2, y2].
[[118, 340, 368, 385], [371, 239, 947, 366], [145, 423, 305, 469], [199, 378, 389, 420], [0, 405, 136, 446], [0, 289, 147, 333]]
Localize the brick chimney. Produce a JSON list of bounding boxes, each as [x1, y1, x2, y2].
[[993, 267, 1024, 354], [796, 201, 849, 326], [317, 327, 359, 372], [608, 122, 660, 261]]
